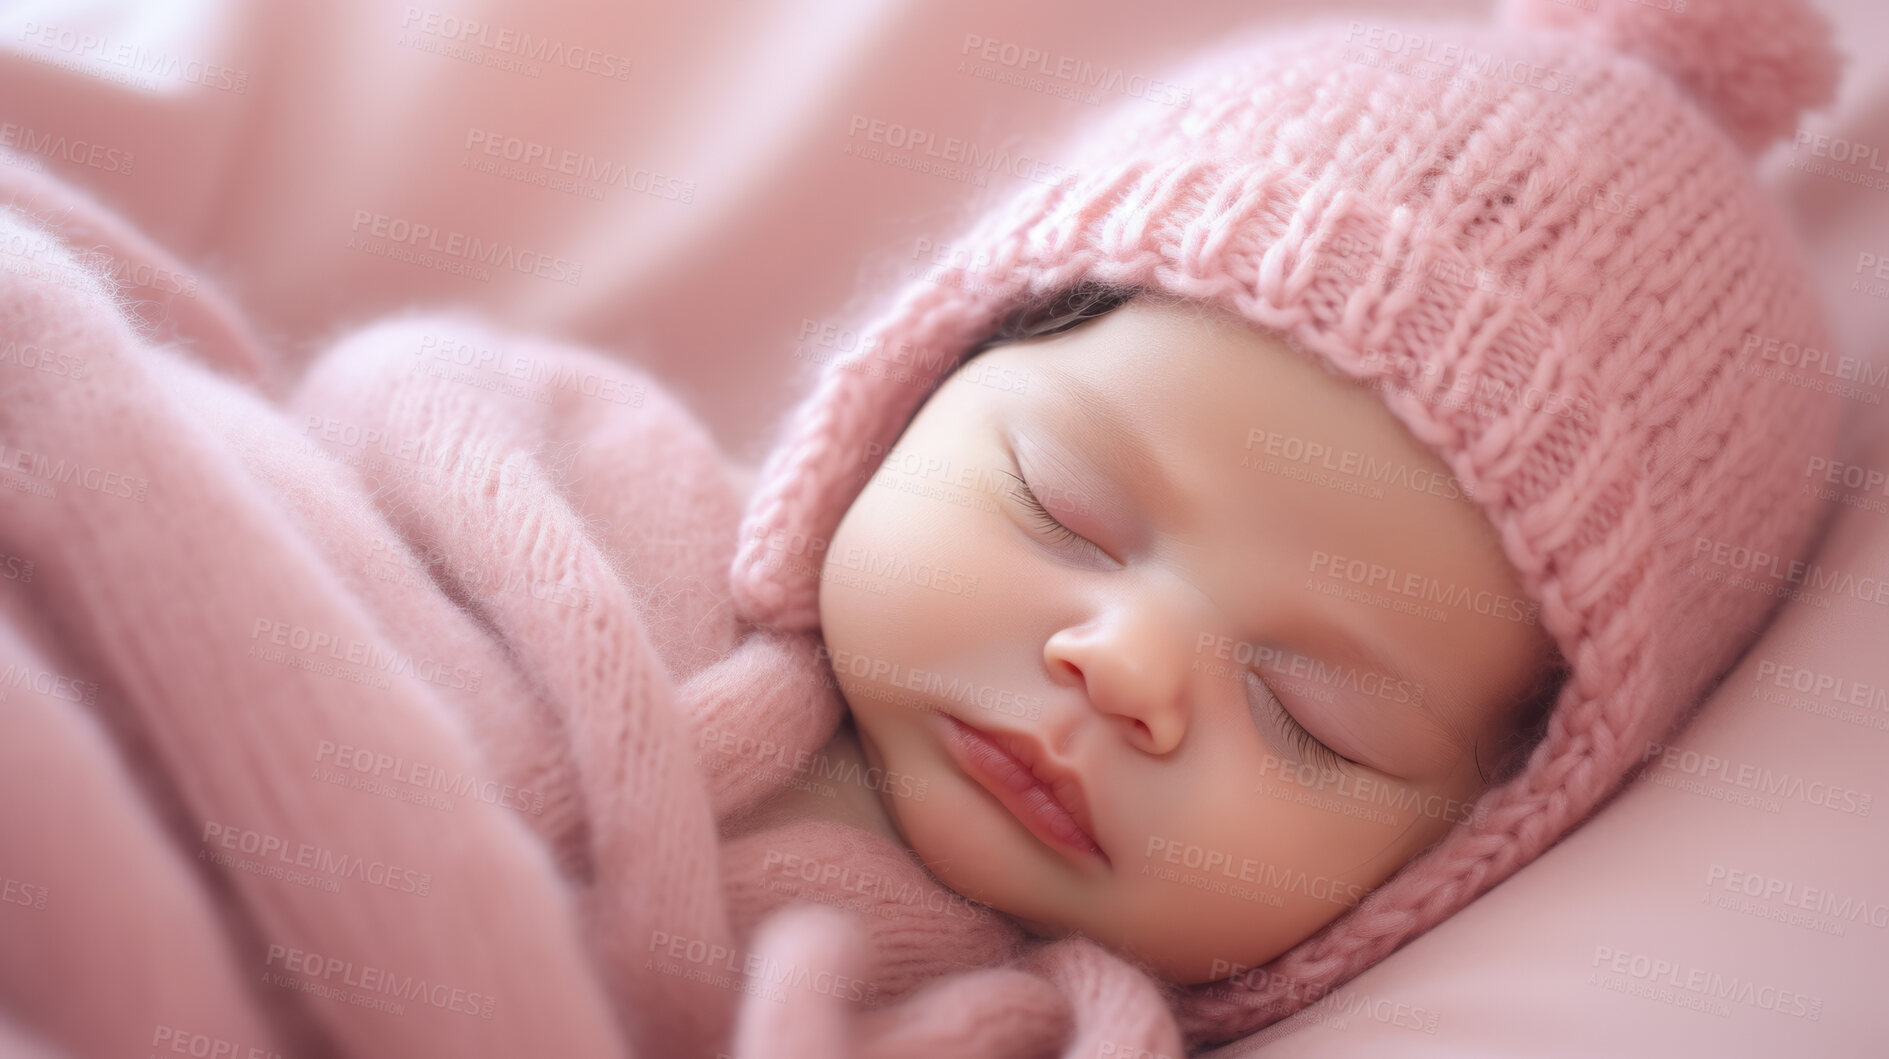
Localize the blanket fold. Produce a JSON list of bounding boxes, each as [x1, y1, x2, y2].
[[0, 148, 1185, 1059]]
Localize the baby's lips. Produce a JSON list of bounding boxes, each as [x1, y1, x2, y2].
[[947, 713, 1110, 866]]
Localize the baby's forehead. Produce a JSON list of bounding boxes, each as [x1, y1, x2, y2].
[[976, 309, 1377, 461]]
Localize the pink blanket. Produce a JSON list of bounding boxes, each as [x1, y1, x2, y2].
[[0, 154, 1185, 1057]]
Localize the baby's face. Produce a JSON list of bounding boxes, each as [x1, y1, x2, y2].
[[818, 297, 1555, 982]]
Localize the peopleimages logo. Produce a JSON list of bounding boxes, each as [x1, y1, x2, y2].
[[1793, 130, 1889, 174], [1201, 963, 1441, 1036], [1590, 944, 1822, 1022], [1753, 659, 1887, 712], [462, 127, 694, 203], [1, 340, 87, 380], [347, 210, 583, 286], [0, 121, 133, 175], [1143, 836, 1368, 908], [844, 114, 1074, 186], [1243, 426, 1479, 502], [0, 550, 34, 584], [0, 662, 97, 705], [0, 878, 47, 911], [759, 850, 988, 922], [1642, 741, 1872, 816], [315, 739, 545, 815], [264, 944, 497, 1019], [0, 438, 148, 502], [200, 821, 432, 897], [1742, 332, 1889, 394], [16, 21, 250, 93], [1705, 863, 1889, 931], [1342, 21, 1577, 95], [1195, 633, 1426, 706], [957, 33, 1192, 108], [827, 543, 979, 598], [815, 645, 1043, 720], [647, 929, 880, 1004], [1308, 549, 1539, 625], [149, 1025, 279, 1059], [1691, 535, 1889, 608], [413, 331, 645, 406], [699, 725, 930, 802], [1804, 455, 1889, 499], [1255, 755, 1489, 828], [397, 6, 632, 79], [250, 618, 482, 693]]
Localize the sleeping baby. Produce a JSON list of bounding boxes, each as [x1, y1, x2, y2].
[[0, 0, 1845, 1055], [724, 0, 1849, 1044]]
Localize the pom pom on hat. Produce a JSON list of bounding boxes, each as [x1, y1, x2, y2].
[[1499, 0, 1843, 153]]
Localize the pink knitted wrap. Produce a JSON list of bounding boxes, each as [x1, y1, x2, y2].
[[729, 0, 1847, 1045]]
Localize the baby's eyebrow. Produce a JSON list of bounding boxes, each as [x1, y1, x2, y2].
[[1035, 362, 1178, 515]]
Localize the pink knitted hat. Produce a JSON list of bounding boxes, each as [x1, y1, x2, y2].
[[730, 0, 1845, 1045]]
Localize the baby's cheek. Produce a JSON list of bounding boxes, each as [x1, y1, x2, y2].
[[831, 495, 1010, 680]]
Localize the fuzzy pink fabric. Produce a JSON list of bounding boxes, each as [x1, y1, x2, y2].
[[0, 152, 1183, 1057]]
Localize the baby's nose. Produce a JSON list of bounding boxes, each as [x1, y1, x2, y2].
[[1044, 591, 1214, 754]]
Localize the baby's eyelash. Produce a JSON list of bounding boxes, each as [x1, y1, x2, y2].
[[1247, 672, 1349, 773], [997, 470, 1109, 563]]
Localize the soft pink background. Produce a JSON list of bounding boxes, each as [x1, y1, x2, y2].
[[3, 0, 1884, 1053]]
